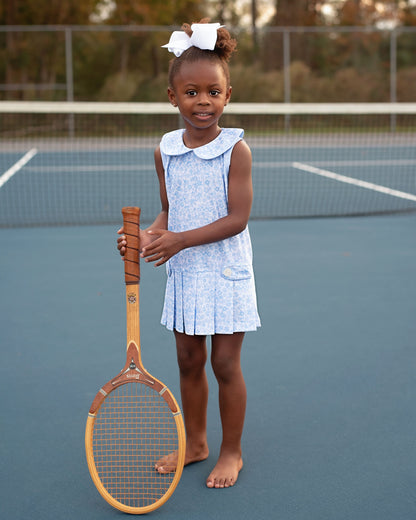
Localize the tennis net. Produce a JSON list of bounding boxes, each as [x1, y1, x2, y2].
[[1, 101, 415, 227]]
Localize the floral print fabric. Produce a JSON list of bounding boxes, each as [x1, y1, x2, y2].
[[159, 128, 261, 335]]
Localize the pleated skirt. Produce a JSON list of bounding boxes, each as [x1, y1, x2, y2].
[[161, 266, 261, 336]]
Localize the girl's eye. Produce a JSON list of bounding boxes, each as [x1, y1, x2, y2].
[[210, 90, 220, 96], [186, 90, 197, 96]]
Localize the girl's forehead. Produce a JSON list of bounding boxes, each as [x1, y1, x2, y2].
[[175, 59, 227, 84]]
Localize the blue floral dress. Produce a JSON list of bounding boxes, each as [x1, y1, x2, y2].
[[159, 128, 261, 335]]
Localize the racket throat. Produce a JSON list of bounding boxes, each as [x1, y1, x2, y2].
[[122, 358, 144, 377], [112, 363, 154, 386], [111, 345, 156, 387], [132, 364, 154, 386], [129, 359, 139, 371], [126, 359, 154, 385]]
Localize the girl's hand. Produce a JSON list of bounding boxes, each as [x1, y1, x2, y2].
[[140, 229, 185, 267], [117, 227, 157, 258], [117, 227, 127, 258]]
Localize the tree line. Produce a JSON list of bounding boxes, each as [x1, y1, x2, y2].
[[1, 0, 415, 102]]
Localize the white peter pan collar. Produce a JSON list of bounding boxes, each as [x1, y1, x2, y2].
[[160, 128, 244, 159]]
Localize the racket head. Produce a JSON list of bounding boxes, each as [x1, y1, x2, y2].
[[85, 342, 186, 514]]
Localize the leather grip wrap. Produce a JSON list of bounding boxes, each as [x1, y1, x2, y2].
[[122, 207, 141, 285]]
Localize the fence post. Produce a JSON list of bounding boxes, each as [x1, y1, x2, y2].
[[65, 27, 75, 136], [283, 29, 291, 131], [390, 28, 397, 132]]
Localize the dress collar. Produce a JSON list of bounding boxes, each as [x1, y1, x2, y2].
[[160, 128, 244, 159]]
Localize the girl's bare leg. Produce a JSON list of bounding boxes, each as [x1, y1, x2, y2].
[[155, 331, 209, 472], [206, 332, 246, 489]]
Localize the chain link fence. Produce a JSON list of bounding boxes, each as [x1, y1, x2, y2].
[[1, 25, 415, 103]]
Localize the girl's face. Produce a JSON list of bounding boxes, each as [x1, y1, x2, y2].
[[168, 59, 232, 135]]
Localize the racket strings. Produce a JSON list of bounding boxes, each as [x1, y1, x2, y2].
[[92, 382, 179, 508]]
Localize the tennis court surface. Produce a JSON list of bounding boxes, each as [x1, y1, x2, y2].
[[1, 101, 416, 519], [1, 214, 415, 520]]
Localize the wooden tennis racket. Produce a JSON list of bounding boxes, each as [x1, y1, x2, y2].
[[85, 206, 185, 514]]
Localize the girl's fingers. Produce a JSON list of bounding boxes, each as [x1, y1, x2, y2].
[[141, 238, 163, 256], [144, 252, 163, 262]]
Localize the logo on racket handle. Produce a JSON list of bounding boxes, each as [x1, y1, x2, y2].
[[127, 293, 137, 304]]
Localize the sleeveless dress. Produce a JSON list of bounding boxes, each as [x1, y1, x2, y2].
[[159, 128, 261, 336]]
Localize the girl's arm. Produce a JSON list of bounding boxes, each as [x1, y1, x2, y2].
[[117, 146, 168, 257], [142, 140, 253, 266], [148, 145, 169, 231]]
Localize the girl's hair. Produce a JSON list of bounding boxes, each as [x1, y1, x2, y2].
[[168, 19, 237, 88]]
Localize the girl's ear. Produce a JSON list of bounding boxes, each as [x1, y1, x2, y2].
[[167, 87, 177, 107], [224, 86, 232, 106]]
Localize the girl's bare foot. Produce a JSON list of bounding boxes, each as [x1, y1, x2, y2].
[[155, 443, 209, 473], [206, 450, 243, 489]]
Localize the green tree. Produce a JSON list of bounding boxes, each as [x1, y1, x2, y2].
[[1, 0, 100, 99], [261, 1, 324, 71], [102, 0, 202, 25], [98, 0, 203, 77], [271, 0, 323, 25], [2, 0, 415, 102]]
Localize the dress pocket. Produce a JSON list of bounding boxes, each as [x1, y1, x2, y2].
[[221, 266, 252, 281]]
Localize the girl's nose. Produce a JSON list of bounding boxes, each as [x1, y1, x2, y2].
[[198, 93, 210, 104]]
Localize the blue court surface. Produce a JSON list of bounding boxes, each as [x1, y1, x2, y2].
[[1, 137, 415, 227], [1, 214, 415, 520]]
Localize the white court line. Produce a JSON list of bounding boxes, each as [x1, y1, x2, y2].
[[0, 148, 38, 189], [292, 161, 416, 202], [25, 163, 152, 173], [295, 159, 416, 167], [254, 159, 416, 169]]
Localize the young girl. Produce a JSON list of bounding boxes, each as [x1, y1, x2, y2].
[[118, 20, 260, 489]]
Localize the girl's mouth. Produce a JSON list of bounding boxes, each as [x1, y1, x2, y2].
[[194, 112, 213, 119]]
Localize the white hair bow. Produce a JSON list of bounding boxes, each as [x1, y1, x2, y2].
[[162, 23, 224, 57]]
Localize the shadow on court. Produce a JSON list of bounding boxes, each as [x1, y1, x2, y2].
[[1, 214, 415, 520]]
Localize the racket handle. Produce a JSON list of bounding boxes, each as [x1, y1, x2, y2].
[[122, 207, 141, 285]]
